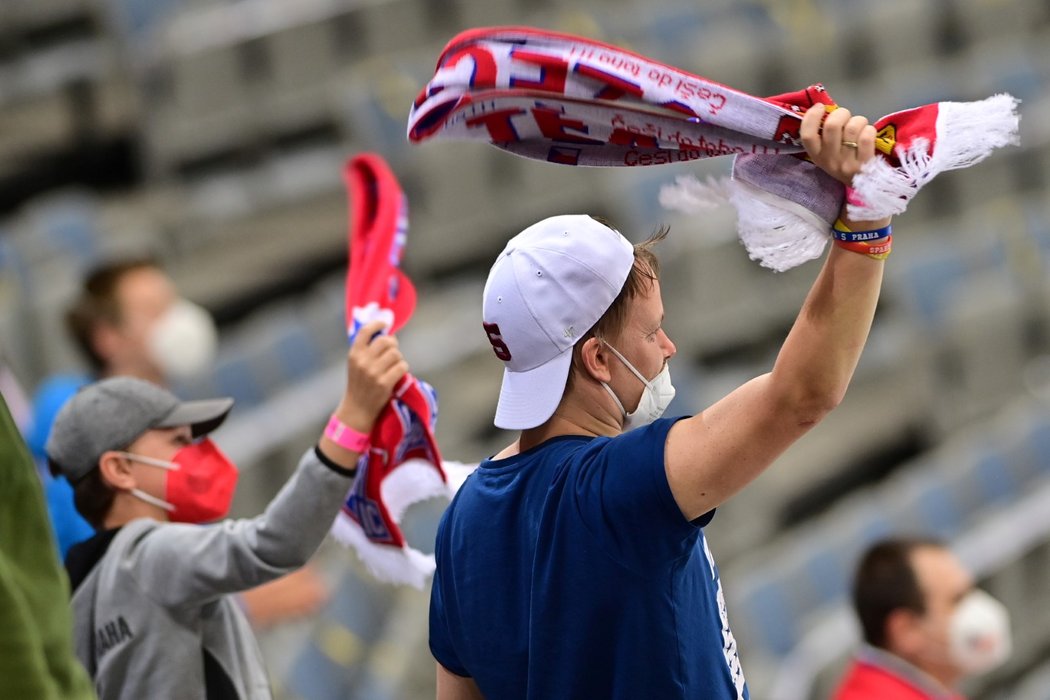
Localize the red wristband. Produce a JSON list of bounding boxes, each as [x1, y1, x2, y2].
[[324, 414, 370, 453], [834, 235, 892, 258]]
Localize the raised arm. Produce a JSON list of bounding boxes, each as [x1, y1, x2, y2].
[[665, 105, 890, 520], [133, 320, 408, 606]]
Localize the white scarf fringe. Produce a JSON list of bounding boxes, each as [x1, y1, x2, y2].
[[848, 93, 1021, 221], [661, 174, 830, 272], [330, 513, 436, 590], [330, 459, 477, 588], [663, 94, 1020, 270]]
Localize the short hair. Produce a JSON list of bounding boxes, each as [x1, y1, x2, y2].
[[50, 460, 114, 530], [65, 257, 161, 372], [852, 537, 947, 648], [565, 221, 668, 391]]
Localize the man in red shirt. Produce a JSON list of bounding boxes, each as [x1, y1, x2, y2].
[[833, 538, 1011, 699]]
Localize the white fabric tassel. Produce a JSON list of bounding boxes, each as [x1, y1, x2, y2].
[[382, 458, 454, 524], [849, 93, 1021, 221], [659, 174, 733, 212], [661, 174, 829, 272], [330, 459, 478, 588], [727, 179, 830, 272], [330, 514, 435, 589]]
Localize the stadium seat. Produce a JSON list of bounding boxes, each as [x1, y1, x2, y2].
[[260, 21, 339, 136], [935, 272, 1027, 428], [1025, 417, 1050, 477], [971, 449, 1022, 508], [905, 472, 965, 539], [733, 574, 800, 657], [272, 319, 324, 382], [355, 0, 430, 56], [212, 354, 267, 408], [285, 572, 398, 699], [24, 192, 102, 271], [797, 539, 850, 608], [145, 44, 256, 174]]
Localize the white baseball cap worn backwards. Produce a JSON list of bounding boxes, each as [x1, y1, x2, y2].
[[482, 214, 636, 430]]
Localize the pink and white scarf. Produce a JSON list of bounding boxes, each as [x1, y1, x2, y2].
[[329, 153, 465, 589], [408, 27, 1020, 270]]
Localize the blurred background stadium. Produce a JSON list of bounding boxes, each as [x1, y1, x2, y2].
[[1, 0, 1048, 697]]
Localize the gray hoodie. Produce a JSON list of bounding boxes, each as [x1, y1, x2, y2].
[[66, 448, 355, 700]]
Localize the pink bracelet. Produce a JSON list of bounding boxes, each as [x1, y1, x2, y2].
[[845, 186, 867, 208], [324, 414, 370, 453]]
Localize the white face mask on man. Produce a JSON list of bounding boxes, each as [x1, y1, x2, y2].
[[915, 588, 1012, 679], [147, 299, 218, 380], [947, 589, 1012, 675], [599, 340, 676, 430]]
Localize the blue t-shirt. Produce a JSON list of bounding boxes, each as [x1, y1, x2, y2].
[[27, 374, 94, 559], [430, 417, 749, 699]]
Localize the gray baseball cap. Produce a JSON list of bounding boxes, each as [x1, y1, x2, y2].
[[46, 376, 233, 482]]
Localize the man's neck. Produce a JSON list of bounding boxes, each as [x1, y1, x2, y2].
[[859, 644, 962, 698], [102, 494, 167, 530], [512, 387, 623, 455]]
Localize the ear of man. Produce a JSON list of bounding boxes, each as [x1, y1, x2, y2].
[[576, 336, 615, 385], [884, 607, 925, 657], [90, 322, 124, 368]]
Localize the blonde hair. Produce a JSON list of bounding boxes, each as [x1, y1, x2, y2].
[[565, 223, 668, 390]]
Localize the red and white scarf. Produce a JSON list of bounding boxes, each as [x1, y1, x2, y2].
[[330, 153, 471, 589], [409, 27, 1020, 270]]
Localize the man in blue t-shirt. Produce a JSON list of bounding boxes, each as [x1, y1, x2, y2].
[[431, 107, 891, 698]]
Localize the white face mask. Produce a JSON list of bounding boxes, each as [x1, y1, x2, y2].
[[120, 452, 178, 513], [600, 341, 676, 431], [147, 299, 218, 381], [948, 589, 1011, 676]]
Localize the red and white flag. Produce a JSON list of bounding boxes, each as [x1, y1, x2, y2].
[[331, 153, 473, 589]]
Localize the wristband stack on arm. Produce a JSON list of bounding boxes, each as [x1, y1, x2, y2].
[[831, 218, 892, 260]]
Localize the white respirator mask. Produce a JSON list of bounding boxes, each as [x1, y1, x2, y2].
[[600, 341, 675, 431], [147, 299, 218, 381], [948, 589, 1012, 676]]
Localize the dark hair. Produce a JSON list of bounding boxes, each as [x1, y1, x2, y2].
[[564, 221, 668, 392], [65, 257, 161, 372], [50, 460, 116, 530], [852, 537, 946, 648]]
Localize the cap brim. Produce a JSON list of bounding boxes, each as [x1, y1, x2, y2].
[[157, 397, 234, 438], [494, 349, 573, 431]]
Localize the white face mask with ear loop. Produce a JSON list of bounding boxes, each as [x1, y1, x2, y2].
[[147, 299, 218, 381], [599, 340, 676, 431], [120, 451, 178, 513]]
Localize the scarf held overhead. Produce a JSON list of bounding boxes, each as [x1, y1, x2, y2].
[[408, 26, 1020, 271], [331, 153, 452, 589]]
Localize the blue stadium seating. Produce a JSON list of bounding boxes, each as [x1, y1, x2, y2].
[[735, 573, 799, 657], [273, 319, 325, 382], [285, 570, 398, 699]]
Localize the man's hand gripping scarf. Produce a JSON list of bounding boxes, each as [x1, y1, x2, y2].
[[408, 27, 1020, 271]]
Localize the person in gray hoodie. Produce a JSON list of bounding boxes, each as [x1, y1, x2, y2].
[[46, 319, 406, 700]]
